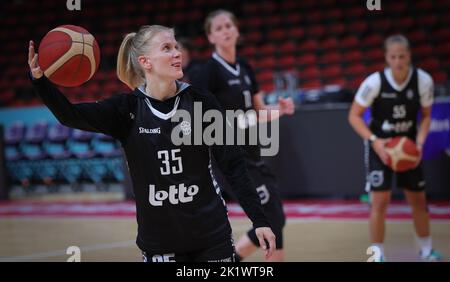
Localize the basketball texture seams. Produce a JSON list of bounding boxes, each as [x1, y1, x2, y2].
[[38, 25, 100, 87]]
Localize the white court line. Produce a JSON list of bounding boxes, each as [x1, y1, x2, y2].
[[285, 217, 450, 224], [0, 240, 136, 262], [0, 225, 250, 262]]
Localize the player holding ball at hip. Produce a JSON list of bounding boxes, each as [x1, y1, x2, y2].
[[348, 34, 442, 262]]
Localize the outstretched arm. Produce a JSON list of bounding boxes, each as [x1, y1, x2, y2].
[[252, 92, 295, 122], [28, 40, 131, 141]]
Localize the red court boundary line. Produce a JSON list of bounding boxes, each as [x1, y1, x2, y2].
[[1, 200, 449, 220]]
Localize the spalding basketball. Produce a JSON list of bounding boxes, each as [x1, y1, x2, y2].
[[38, 25, 100, 87], [385, 136, 420, 172]]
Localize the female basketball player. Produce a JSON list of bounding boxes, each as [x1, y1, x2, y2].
[[192, 10, 294, 262], [28, 25, 276, 262], [348, 35, 442, 261]]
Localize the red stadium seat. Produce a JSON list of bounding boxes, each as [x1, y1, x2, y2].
[[442, 58, 450, 69], [432, 29, 450, 41], [362, 34, 383, 48], [320, 52, 341, 65], [326, 8, 343, 22], [418, 58, 440, 71], [242, 3, 260, 14], [398, 17, 415, 30], [320, 37, 339, 50], [297, 54, 317, 66], [346, 63, 367, 76], [260, 44, 276, 56], [300, 79, 322, 89], [257, 57, 276, 69], [300, 66, 321, 80], [414, 44, 434, 58], [343, 50, 363, 63], [348, 76, 365, 90], [417, 15, 438, 27], [431, 71, 448, 84], [278, 55, 296, 70], [339, 36, 359, 49], [279, 42, 296, 55], [298, 39, 318, 52], [389, 2, 407, 13], [305, 11, 323, 24], [280, 0, 298, 12], [375, 19, 392, 31], [257, 70, 274, 82], [350, 21, 368, 34], [365, 48, 384, 62], [328, 23, 346, 36], [267, 15, 283, 27], [290, 27, 305, 40], [321, 65, 342, 79], [366, 63, 386, 74], [344, 6, 365, 20], [306, 25, 326, 38], [244, 31, 262, 43], [268, 29, 286, 41], [408, 30, 427, 43], [284, 13, 302, 25], [240, 46, 257, 58]]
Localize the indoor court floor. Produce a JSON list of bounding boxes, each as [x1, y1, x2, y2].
[[0, 201, 449, 262]]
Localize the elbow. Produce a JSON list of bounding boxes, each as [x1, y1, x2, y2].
[[347, 113, 354, 126]]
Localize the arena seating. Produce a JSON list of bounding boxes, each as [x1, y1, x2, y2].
[[0, 0, 449, 108], [4, 120, 125, 189]]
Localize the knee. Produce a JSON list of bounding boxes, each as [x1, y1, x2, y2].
[[410, 200, 428, 212], [371, 200, 390, 213]]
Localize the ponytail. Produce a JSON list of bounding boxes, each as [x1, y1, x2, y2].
[[117, 32, 144, 90]]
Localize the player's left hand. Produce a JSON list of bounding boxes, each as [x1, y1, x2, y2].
[[416, 142, 423, 163], [255, 227, 276, 259], [278, 97, 295, 116]]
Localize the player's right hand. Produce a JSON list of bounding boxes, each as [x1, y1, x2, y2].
[[28, 40, 43, 79], [372, 138, 390, 165]]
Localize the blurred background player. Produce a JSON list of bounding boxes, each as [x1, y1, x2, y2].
[[177, 37, 203, 83], [348, 35, 442, 262], [191, 10, 295, 262], [28, 25, 276, 262]]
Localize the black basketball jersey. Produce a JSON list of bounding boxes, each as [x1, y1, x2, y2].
[[125, 85, 233, 253], [31, 75, 269, 254], [370, 68, 421, 140], [191, 52, 261, 162]]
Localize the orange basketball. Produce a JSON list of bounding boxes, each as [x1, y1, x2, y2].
[[38, 25, 100, 87], [385, 136, 421, 172]]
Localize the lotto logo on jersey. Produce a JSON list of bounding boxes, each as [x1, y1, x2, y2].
[[381, 120, 413, 133], [149, 183, 199, 206]]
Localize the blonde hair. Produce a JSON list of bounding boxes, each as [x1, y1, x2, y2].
[[204, 9, 238, 35], [117, 25, 174, 89], [384, 34, 410, 52]]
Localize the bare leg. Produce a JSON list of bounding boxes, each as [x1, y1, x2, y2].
[[369, 191, 391, 243], [404, 190, 430, 237]]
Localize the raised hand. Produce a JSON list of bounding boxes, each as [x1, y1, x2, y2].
[[28, 40, 43, 79], [278, 97, 295, 115]]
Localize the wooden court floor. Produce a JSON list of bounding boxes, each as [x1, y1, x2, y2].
[[1, 217, 449, 262]]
